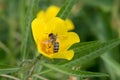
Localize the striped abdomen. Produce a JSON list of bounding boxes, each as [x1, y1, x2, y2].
[[53, 42, 59, 53]]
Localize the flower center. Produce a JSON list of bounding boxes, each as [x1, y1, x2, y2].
[[41, 33, 59, 55]]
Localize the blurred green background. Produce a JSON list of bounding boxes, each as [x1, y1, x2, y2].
[[0, 0, 120, 80]]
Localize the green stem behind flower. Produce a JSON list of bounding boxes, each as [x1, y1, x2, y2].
[[21, 0, 39, 62], [56, 0, 78, 20], [25, 55, 41, 80]]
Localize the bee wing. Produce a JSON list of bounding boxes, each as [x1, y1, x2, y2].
[[43, 40, 49, 44]]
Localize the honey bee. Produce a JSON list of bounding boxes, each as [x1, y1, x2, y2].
[[48, 33, 59, 53]]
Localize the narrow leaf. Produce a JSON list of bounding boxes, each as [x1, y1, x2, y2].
[[101, 55, 120, 76], [58, 41, 102, 65], [56, 0, 78, 20], [21, 0, 37, 61], [40, 39, 120, 74], [33, 74, 49, 80], [64, 39, 120, 67], [70, 41, 102, 51], [42, 63, 108, 77], [0, 68, 20, 74]]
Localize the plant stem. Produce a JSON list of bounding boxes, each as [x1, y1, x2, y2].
[[0, 74, 20, 80], [26, 55, 41, 80]]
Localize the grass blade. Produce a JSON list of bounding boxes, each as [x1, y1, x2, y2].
[[42, 63, 108, 77], [21, 0, 38, 61], [56, 0, 78, 20], [0, 74, 20, 80], [64, 39, 120, 67], [0, 68, 20, 74]]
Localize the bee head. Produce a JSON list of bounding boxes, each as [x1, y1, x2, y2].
[[49, 33, 53, 37]]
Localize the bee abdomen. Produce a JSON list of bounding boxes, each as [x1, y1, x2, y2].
[[54, 42, 59, 53]]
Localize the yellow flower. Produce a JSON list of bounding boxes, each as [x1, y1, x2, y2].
[[31, 6, 80, 60]]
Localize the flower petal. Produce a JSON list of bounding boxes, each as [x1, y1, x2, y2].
[[59, 32, 80, 51], [31, 18, 47, 43], [46, 17, 68, 34], [65, 19, 74, 30], [45, 6, 59, 20], [37, 10, 45, 19], [52, 50, 74, 60]]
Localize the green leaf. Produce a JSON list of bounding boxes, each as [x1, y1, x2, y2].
[[64, 39, 120, 67], [56, 0, 78, 20], [70, 41, 101, 50], [58, 41, 102, 65], [101, 55, 120, 76], [42, 63, 108, 77], [0, 64, 16, 69], [33, 74, 49, 80], [40, 39, 120, 74], [21, 0, 38, 61], [0, 67, 20, 74]]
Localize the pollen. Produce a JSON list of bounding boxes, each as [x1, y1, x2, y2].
[[41, 40, 54, 55]]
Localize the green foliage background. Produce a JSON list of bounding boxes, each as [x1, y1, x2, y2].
[[0, 0, 120, 80]]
